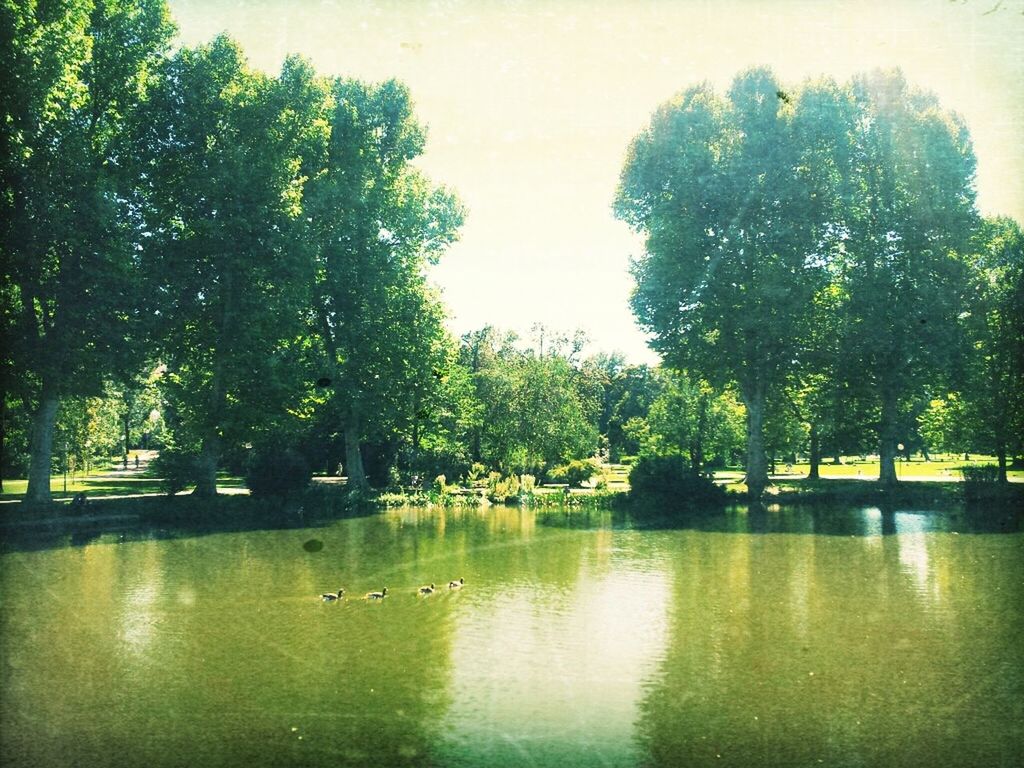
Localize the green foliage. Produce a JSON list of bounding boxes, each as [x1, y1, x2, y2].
[[486, 472, 521, 503], [2, 0, 175, 502], [547, 460, 599, 488], [959, 465, 1001, 484], [617, 68, 983, 491], [835, 71, 977, 482], [616, 69, 835, 496], [136, 39, 332, 494], [245, 447, 311, 498], [306, 77, 465, 490], [940, 217, 1024, 473], [641, 370, 745, 469], [628, 455, 725, 508], [469, 330, 599, 475], [151, 446, 199, 497]]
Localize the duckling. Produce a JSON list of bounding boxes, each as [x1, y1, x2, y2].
[[321, 589, 344, 601], [448, 577, 464, 589], [365, 587, 388, 600], [418, 583, 435, 595]]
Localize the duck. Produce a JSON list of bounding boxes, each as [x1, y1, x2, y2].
[[321, 589, 344, 601], [365, 587, 388, 600], [448, 578, 464, 590], [418, 583, 435, 595]]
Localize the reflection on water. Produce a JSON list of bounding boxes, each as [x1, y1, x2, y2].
[[1, 504, 1021, 767]]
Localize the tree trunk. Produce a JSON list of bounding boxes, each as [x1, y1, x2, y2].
[[878, 380, 898, 486], [25, 392, 59, 506], [123, 410, 131, 464], [996, 441, 1008, 484], [193, 270, 235, 498], [192, 361, 225, 497], [693, 395, 707, 473], [345, 407, 367, 491], [742, 379, 768, 498], [193, 432, 219, 497], [808, 422, 820, 480]]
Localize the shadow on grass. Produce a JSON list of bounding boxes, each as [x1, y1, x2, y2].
[[0, 485, 376, 554]]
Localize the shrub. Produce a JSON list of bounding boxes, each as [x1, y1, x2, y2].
[[245, 447, 311, 498], [959, 464, 1001, 484], [628, 454, 724, 509], [487, 473, 521, 503], [520, 474, 536, 494], [960, 464, 1006, 504], [547, 459, 599, 488], [150, 447, 200, 496]]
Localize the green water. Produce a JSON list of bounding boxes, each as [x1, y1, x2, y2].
[[1, 505, 1021, 767]]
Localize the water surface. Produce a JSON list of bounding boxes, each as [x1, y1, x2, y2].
[[1, 505, 1021, 767]]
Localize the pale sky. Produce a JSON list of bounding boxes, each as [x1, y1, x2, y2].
[[169, 0, 1024, 363]]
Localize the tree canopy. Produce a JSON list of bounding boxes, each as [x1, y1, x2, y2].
[[617, 68, 985, 495]]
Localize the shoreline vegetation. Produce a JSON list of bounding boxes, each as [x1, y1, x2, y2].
[[2, 455, 1020, 536]]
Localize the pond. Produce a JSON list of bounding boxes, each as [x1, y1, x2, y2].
[[1, 504, 1021, 767]]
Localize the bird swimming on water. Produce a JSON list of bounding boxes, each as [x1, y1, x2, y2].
[[448, 578, 464, 589], [418, 583, 435, 595], [321, 589, 344, 601], [365, 587, 388, 600]]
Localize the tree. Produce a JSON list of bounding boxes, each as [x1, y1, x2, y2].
[[136, 39, 330, 495], [639, 368, 745, 470], [840, 70, 978, 484], [306, 78, 464, 490], [474, 348, 599, 476], [406, 335, 481, 481], [1, 0, 173, 504], [928, 217, 1024, 479], [967, 218, 1024, 477], [615, 68, 832, 497]]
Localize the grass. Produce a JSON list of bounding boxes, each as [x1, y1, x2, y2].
[[775, 456, 1023, 480], [0, 472, 246, 501]]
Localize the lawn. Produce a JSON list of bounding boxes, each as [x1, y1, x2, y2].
[[0, 473, 247, 502], [769, 455, 1023, 482]]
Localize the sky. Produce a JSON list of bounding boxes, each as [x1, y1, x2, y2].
[[168, 0, 1024, 364]]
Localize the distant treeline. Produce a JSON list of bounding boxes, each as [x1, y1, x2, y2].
[[2, 3, 1021, 503]]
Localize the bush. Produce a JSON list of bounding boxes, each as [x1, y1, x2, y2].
[[960, 464, 1006, 504], [245, 447, 311, 498], [487, 473, 521, 503], [547, 459, 599, 488], [150, 447, 200, 497], [959, 464, 1001, 484], [628, 454, 724, 509], [467, 462, 487, 485]]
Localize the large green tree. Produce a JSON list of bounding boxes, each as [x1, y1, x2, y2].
[[923, 217, 1024, 479], [474, 346, 599, 476], [1, 0, 173, 504], [640, 369, 745, 471], [307, 78, 463, 490], [615, 68, 833, 497], [840, 70, 977, 484], [136, 38, 330, 495]]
